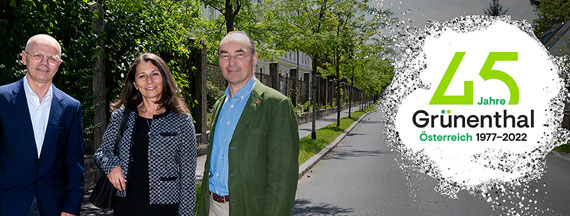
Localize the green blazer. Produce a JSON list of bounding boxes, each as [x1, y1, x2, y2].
[[197, 81, 299, 216]]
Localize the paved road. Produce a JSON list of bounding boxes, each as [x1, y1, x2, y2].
[[81, 105, 364, 215], [293, 110, 570, 216]]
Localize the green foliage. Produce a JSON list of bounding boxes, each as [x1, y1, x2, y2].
[[195, 0, 291, 101], [199, 0, 244, 32], [197, 0, 285, 63], [195, 183, 201, 215], [554, 143, 570, 152], [484, 0, 509, 16], [1, 0, 395, 147], [533, 0, 570, 36], [270, 0, 394, 97], [1, 0, 211, 143], [294, 101, 312, 113], [298, 107, 369, 164], [0, 0, 100, 141], [270, 0, 339, 67], [101, 0, 202, 108], [206, 80, 225, 108], [303, 100, 311, 112]]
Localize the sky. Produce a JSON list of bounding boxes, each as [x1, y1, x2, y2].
[[371, 0, 539, 28]]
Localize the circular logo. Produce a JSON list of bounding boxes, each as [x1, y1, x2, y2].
[[383, 16, 569, 199]]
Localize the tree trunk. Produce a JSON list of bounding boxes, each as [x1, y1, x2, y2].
[[225, 0, 235, 32], [349, 68, 353, 118], [200, 39, 208, 144], [335, 55, 340, 127], [336, 24, 341, 127], [311, 59, 318, 139], [90, 2, 106, 152]]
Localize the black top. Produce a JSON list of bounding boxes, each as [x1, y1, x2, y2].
[[113, 114, 178, 216]]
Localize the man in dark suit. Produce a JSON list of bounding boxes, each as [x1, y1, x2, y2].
[[197, 31, 299, 216], [0, 34, 84, 216]]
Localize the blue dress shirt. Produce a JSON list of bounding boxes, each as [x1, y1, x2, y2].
[[209, 77, 257, 196]]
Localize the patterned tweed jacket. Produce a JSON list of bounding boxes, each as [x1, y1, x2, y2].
[[94, 107, 196, 215]]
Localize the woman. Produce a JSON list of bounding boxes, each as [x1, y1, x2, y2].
[[94, 53, 196, 215]]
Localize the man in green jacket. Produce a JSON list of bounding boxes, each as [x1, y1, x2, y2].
[[197, 31, 299, 216]]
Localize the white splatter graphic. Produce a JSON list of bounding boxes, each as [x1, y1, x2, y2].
[[382, 15, 570, 215]]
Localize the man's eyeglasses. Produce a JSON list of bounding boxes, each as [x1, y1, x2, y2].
[[25, 51, 61, 66]]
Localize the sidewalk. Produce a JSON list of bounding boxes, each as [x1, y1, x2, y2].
[[195, 105, 362, 181], [81, 105, 363, 215]]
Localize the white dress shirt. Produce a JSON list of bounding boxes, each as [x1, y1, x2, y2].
[[23, 76, 53, 158]]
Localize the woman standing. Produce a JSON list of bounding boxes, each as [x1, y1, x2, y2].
[[94, 53, 196, 215]]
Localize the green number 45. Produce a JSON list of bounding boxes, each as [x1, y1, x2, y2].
[[429, 52, 519, 105]]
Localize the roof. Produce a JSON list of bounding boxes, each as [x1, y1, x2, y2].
[[539, 20, 570, 51]]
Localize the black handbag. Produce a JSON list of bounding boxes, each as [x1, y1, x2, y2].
[[89, 173, 116, 209], [89, 108, 130, 209]]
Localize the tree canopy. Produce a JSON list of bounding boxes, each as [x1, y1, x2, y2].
[[269, 0, 393, 95], [484, 0, 509, 17], [531, 0, 570, 36], [1, 0, 100, 139], [1, 0, 396, 142]]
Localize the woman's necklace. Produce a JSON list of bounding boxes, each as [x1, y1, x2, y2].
[[145, 117, 152, 136], [139, 104, 160, 136]]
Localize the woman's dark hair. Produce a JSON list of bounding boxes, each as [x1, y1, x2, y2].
[[111, 53, 189, 114]]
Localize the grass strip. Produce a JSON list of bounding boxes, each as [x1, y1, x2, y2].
[[195, 184, 201, 214], [195, 105, 375, 212], [554, 144, 570, 152], [298, 105, 376, 165]]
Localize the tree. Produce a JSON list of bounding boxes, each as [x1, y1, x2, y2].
[[270, 0, 336, 139], [200, 0, 252, 33], [484, 0, 509, 16], [531, 0, 570, 36], [101, 0, 202, 108], [328, 1, 390, 126], [344, 39, 387, 117], [270, 0, 392, 135], [0, 0, 100, 145], [328, 0, 358, 127], [301, 0, 391, 126]]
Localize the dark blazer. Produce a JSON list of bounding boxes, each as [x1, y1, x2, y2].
[[197, 81, 299, 216], [0, 78, 85, 216], [94, 107, 196, 215]]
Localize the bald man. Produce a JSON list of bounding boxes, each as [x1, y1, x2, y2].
[[197, 31, 299, 216], [0, 34, 85, 216]]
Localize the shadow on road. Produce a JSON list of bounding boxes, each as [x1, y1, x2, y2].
[[323, 149, 393, 160], [360, 120, 383, 124], [346, 132, 366, 137], [292, 199, 353, 215], [320, 118, 337, 122]]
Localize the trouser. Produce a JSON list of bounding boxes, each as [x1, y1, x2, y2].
[[209, 193, 229, 216], [25, 196, 40, 216]]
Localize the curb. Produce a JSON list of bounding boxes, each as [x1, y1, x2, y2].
[[298, 109, 376, 179], [551, 151, 570, 163]]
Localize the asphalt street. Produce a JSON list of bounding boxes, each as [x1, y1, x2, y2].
[[81, 106, 570, 215], [81, 105, 364, 215], [293, 110, 570, 216]]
